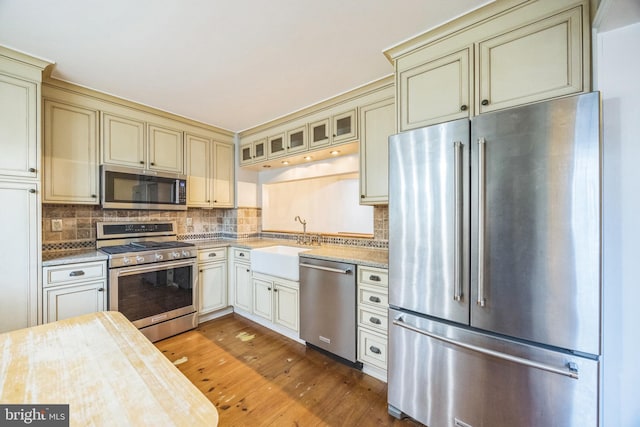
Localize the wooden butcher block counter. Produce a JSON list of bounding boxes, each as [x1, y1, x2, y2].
[[0, 311, 218, 426]]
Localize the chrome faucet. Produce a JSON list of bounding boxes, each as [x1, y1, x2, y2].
[[294, 216, 307, 244]]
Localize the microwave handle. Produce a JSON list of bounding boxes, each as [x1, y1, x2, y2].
[[174, 179, 180, 204]]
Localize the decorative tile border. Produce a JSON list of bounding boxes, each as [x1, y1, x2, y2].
[[42, 240, 96, 252]]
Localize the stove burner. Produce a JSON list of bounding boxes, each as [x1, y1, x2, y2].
[[99, 241, 195, 255]]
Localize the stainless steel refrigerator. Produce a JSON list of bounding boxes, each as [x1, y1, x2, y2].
[[387, 92, 601, 427]]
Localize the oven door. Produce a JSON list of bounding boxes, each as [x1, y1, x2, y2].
[[109, 258, 197, 329]]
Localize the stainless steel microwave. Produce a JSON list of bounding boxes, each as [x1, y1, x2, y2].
[[101, 165, 187, 210]]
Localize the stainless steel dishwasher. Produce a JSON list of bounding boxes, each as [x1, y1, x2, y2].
[[299, 257, 358, 364]]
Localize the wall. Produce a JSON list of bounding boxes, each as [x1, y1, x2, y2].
[[595, 22, 640, 427], [42, 205, 261, 251], [42, 203, 388, 252]]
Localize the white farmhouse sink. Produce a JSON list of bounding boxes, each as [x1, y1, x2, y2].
[[250, 245, 309, 281]]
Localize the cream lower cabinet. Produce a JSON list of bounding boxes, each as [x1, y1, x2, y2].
[[198, 248, 228, 318], [43, 100, 99, 204], [252, 272, 299, 334], [394, 1, 589, 130], [230, 248, 252, 313], [42, 260, 107, 324], [357, 265, 389, 382], [0, 181, 39, 333], [359, 97, 396, 204]]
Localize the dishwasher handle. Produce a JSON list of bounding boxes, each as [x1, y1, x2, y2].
[[299, 262, 353, 275]]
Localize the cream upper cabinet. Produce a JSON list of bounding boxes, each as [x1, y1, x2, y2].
[[43, 100, 99, 204], [267, 132, 286, 158], [476, 6, 584, 113], [102, 113, 184, 173], [359, 97, 396, 205], [185, 134, 235, 208], [147, 124, 184, 173], [212, 140, 235, 208], [185, 132, 211, 207], [286, 125, 308, 154], [308, 109, 357, 148], [398, 48, 471, 130], [309, 118, 331, 148], [102, 113, 145, 168], [240, 138, 266, 166], [390, 1, 590, 131], [0, 74, 38, 179], [331, 109, 357, 144]]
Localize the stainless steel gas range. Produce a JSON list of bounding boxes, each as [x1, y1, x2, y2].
[[96, 221, 198, 342]]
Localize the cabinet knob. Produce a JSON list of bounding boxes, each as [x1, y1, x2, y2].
[[91, 194, 97, 198], [360, 194, 365, 199], [481, 99, 489, 106], [29, 189, 36, 194], [268, 287, 272, 291], [29, 167, 36, 173], [150, 162, 155, 166], [139, 161, 144, 164], [274, 288, 278, 292], [246, 269, 250, 272], [213, 200, 218, 203], [98, 288, 104, 292], [207, 200, 211, 203], [239, 253, 245, 257], [460, 105, 468, 111]]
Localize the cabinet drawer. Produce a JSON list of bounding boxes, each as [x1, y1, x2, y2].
[[359, 285, 388, 310], [232, 247, 251, 262], [198, 247, 227, 262], [358, 328, 387, 370], [358, 306, 388, 334], [358, 266, 388, 288], [44, 262, 106, 287]]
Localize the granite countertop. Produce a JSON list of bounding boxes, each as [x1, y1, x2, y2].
[[42, 238, 388, 269], [42, 249, 108, 267]]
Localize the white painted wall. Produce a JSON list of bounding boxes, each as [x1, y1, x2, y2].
[[258, 154, 373, 233], [595, 22, 640, 427]]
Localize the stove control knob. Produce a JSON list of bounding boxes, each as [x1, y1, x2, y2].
[[181, 250, 190, 257], [155, 253, 164, 261], [136, 256, 145, 263], [122, 257, 131, 265], [171, 251, 180, 259]]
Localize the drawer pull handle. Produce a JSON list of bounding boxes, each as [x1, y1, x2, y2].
[[369, 296, 381, 303], [369, 275, 381, 282], [208, 253, 217, 257], [239, 252, 245, 257], [69, 270, 85, 277], [369, 317, 382, 325], [369, 346, 382, 355]]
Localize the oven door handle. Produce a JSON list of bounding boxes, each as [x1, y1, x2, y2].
[[111, 259, 196, 277]]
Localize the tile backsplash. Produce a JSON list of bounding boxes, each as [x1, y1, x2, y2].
[[42, 204, 388, 251]]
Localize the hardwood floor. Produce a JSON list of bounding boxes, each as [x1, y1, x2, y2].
[[155, 314, 422, 427]]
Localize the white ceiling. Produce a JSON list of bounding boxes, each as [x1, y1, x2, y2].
[[0, 0, 492, 132]]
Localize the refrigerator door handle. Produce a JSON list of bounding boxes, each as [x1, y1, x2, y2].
[[453, 141, 463, 301], [477, 137, 487, 308], [392, 315, 579, 379]]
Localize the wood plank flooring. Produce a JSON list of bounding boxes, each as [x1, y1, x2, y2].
[[155, 313, 422, 427]]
